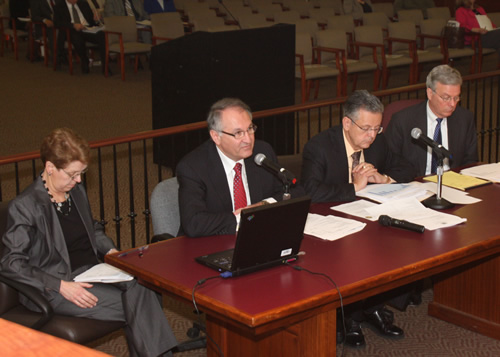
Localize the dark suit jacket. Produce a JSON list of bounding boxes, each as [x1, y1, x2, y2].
[[385, 101, 478, 177], [0, 177, 116, 308], [104, 0, 149, 20], [30, 0, 53, 23], [54, 0, 98, 28], [301, 125, 416, 203], [176, 139, 288, 237]]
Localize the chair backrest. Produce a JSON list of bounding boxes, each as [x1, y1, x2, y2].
[[327, 14, 354, 33], [0, 200, 20, 316], [420, 18, 447, 49], [294, 18, 319, 40], [254, 3, 282, 20], [426, 7, 451, 21], [307, 8, 334, 25], [316, 29, 347, 63], [150, 177, 180, 237], [362, 12, 389, 29], [288, 0, 314, 17], [355, 25, 383, 57], [487, 12, 500, 27], [238, 13, 269, 29], [388, 21, 416, 52], [151, 13, 185, 42], [104, 16, 138, 43], [382, 99, 424, 129], [295, 32, 313, 65], [274, 9, 300, 24], [192, 16, 225, 32], [397, 9, 424, 26], [314, 0, 343, 15], [371, 2, 395, 19]]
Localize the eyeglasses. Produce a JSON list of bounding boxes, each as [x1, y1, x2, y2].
[[432, 89, 461, 103], [220, 124, 257, 139], [61, 168, 88, 181], [348, 117, 383, 134]]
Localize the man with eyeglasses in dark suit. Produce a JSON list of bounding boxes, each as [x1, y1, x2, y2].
[[176, 98, 304, 238], [385, 65, 479, 178]]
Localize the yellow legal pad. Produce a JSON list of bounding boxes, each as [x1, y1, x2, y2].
[[423, 171, 491, 191]]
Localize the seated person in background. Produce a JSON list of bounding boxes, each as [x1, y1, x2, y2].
[[8, 0, 30, 31], [455, 0, 500, 63], [385, 64, 478, 178], [177, 98, 304, 238], [394, 0, 435, 18], [85, 0, 105, 22], [144, 0, 176, 14], [104, 0, 150, 21], [343, 0, 372, 21], [301, 90, 415, 203], [0, 128, 177, 357], [53, 0, 106, 74], [30, 0, 55, 60], [301, 90, 411, 347]]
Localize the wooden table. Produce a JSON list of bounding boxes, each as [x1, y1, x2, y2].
[[106, 183, 500, 356], [0, 318, 110, 356]]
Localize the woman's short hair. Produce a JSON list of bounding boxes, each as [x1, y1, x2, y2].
[[206, 98, 252, 133], [343, 90, 384, 122], [426, 65, 463, 91], [40, 128, 90, 168]]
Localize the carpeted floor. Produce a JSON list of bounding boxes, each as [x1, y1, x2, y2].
[[1, 39, 500, 357]]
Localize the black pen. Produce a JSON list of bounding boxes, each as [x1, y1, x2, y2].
[[118, 245, 149, 258]]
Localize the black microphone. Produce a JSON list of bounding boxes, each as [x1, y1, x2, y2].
[[410, 128, 452, 158], [254, 153, 297, 185], [378, 215, 425, 233]]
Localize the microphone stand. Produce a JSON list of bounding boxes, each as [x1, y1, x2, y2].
[[422, 153, 454, 210], [279, 173, 292, 200]]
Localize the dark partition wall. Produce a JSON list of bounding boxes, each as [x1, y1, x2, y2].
[[151, 24, 296, 169]]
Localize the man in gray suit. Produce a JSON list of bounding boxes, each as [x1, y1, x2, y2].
[[385, 65, 478, 178]]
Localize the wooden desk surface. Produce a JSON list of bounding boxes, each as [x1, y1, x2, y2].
[[106, 183, 500, 333], [0, 318, 110, 356]]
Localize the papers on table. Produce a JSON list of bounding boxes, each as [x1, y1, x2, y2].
[[74, 263, 134, 283], [423, 171, 491, 190], [419, 182, 481, 205], [304, 213, 366, 241], [334, 197, 466, 230], [356, 182, 431, 203], [460, 163, 500, 183], [136, 20, 152, 27]]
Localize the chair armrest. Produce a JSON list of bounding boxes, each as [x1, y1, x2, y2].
[[0, 275, 54, 330], [387, 37, 417, 58], [354, 41, 383, 66], [314, 46, 345, 70], [152, 36, 174, 45]]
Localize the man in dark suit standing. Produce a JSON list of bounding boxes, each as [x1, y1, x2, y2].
[[177, 98, 301, 238], [53, 0, 106, 74], [301, 90, 413, 348], [385, 65, 478, 178]]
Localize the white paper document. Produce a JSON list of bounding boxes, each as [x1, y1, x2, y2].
[[74, 263, 134, 283], [356, 182, 430, 203], [304, 213, 366, 241], [419, 182, 481, 204], [364, 197, 467, 230], [461, 163, 500, 183], [331, 199, 379, 220]]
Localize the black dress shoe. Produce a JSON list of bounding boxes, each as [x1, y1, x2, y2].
[[340, 319, 365, 348], [364, 309, 404, 338], [408, 292, 422, 306]]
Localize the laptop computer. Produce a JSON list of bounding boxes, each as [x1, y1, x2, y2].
[[195, 196, 311, 277]]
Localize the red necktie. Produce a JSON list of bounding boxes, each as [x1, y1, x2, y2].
[[233, 163, 247, 211]]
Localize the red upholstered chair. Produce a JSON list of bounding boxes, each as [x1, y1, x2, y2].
[[382, 99, 424, 129]]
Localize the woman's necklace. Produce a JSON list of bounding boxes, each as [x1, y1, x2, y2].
[[41, 173, 72, 216]]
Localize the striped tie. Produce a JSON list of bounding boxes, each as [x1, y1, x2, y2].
[[124, 0, 134, 17], [431, 118, 443, 174], [71, 5, 81, 24], [351, 151, 361, 182], [233, 163, 247, 211]]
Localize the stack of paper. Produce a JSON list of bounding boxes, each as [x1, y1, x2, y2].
[[74, 263, 134, 283], [356, 182, 430, 203], [304, 213, 366, 241], [423, 171, 491, 190], [461, 163, 500, 183]]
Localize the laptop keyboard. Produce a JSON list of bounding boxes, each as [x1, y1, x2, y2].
[[213, 252, 233, 269]]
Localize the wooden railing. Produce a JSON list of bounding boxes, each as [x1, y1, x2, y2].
[[1, 70, 499, 249]]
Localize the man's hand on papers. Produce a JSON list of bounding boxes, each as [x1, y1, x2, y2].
[[353, 163, 387, 191]]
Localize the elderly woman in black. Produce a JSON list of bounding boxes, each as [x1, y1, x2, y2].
[[0, 128, 177, 356]]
